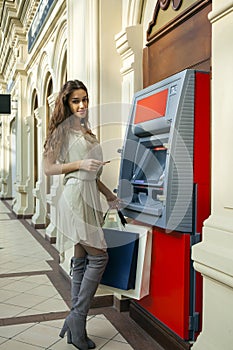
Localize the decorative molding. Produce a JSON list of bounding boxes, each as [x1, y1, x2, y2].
[[203, 213, 233, 237], [47, 92, 58, 110], [193, 261, 233, 289], [24, 116, 31, 133], [34, 107, 42, 127], [115, 25, 143, 85], [208, 1, 233, 23], [147, 0, 211, 43], [115, 26, 142, 59], [159, 0, 183, 11]]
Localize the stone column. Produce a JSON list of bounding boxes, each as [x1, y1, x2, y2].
[[192, 2, 233, 349], [45, 93, 60, 243], [13, 74, 34, 217], [23, 114, 36, 216], [115, 25, 143, 135], [66, 0, 87, 81], [0, 120, 3, 196], [31, 106, 47, 228], [0, 115, 13, 199]]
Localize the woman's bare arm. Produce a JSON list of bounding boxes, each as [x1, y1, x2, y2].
[[43, 154, 81, 176], [44, 153, 105, 176], [97, 179, 120, 208]]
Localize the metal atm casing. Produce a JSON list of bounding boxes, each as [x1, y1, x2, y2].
[[118, 69, 210, 340]]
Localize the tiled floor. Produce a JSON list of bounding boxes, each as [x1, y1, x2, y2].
[[0, 200, 163, 350], [0, 315, 133, 349]]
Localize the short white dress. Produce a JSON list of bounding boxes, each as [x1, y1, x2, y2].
[[56, 129, 107, 259]]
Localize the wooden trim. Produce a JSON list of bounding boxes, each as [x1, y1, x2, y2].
[[113, 296, 130, 312], [32, 222, 47, 229], [130, 301, 192, 350], [91, 295, 114, 309], [147, 0, 211, 44], [143, 47, 149, 88], [45, 234, 56, 244], [23, 214, 33, 219], [144, 2, 211, 85]]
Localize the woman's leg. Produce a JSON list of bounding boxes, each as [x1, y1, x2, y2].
[[68, 244, 96, 349], [73, 245, 108, 316], [70, 244, 87, 308], [73, 245, 108, 338], [60, 244, 108, 350], [74, 243, 86, 258], [71, 244, 106, 308]]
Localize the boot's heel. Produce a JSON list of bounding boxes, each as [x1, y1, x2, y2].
[[59, 320, 68, 338]]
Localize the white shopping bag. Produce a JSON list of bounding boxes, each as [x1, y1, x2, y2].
[[101, 223, 152, 300]]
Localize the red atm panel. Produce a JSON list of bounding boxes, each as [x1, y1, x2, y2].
[[118, 70, 210, 342], [137, 71, 210, 340], [140, 228, 191, 339]]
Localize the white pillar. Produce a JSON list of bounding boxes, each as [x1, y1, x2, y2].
[[13, 74, 34, 216], [115, 25, 143, 138], [0, 116, 12, 198], [66, 0, 87, 81], [23, 114, 36, 215], [45, 93, 61, 242], [0, 122, 4, 196], [192, 2, 233, 349], [66, 0, 100, 129], [31, 106, 47, 227]]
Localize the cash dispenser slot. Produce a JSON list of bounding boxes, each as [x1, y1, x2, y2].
[[126, 135, 169, 217]]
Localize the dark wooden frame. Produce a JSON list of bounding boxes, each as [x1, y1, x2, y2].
[[143, 0, 212, 87]]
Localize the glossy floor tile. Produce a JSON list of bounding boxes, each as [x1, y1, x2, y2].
[[0, 200, 164, 349], [0, 200, 134, 350]]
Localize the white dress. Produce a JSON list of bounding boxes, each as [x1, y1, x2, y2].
[[56, 129, 107, 259]]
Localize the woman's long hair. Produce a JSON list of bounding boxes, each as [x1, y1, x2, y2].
[[44, 80, 95, 161]]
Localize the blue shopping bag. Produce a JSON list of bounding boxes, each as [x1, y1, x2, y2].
[[101, 228, 139, 290]]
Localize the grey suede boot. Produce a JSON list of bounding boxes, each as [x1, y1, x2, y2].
[[70, 257, 87, 307], [59, 253, 108, 350], [69, 257, 96, 349]]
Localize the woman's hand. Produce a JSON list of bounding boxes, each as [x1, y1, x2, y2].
[[79, 159, 104, 172], [96, 179, 121, 209], [106, 193, 121, 209]]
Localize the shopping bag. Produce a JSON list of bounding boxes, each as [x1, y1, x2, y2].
[[102, 209, 127, 230], [101, 228, 139, 290], [101, 209, 139, 290], [101, 223, 152, 300]]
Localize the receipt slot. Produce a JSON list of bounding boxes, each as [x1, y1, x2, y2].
[[118, 70, 210, 341]]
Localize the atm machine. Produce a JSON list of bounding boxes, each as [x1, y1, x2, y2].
[[118, 69, 210, 341]]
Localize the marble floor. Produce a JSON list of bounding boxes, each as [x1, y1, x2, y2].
[[0, 200, 163, 350]]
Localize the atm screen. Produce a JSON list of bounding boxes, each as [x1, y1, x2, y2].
[[134, 89, 168, 124]]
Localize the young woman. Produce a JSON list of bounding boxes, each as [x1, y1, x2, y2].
[[43, 80, 118, 350]]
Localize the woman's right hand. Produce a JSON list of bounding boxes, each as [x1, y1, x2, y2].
[[79, 159, 104, 172]]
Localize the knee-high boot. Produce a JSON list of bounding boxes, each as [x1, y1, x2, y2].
[[59, 253, 108, 350], [69, 257, 96, 349], [70, 257, 86, 307]]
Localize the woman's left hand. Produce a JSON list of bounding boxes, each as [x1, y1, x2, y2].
[[106, 194, 121, 209]]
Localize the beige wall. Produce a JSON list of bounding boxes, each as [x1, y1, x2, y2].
[[192, 1, 233, 349]]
